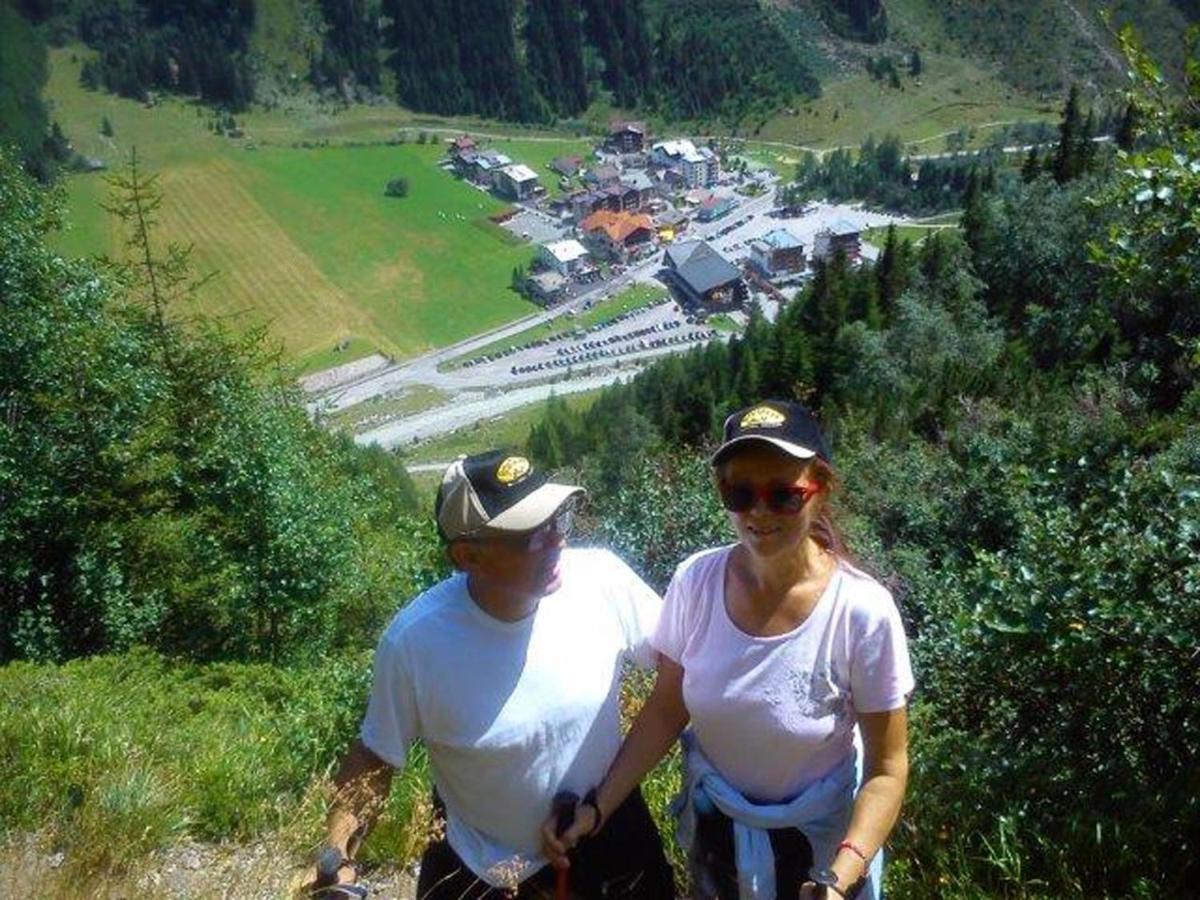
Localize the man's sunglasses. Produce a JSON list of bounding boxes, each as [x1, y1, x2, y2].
[[481, 504, 575, 549], [718, 479, 818, 515]]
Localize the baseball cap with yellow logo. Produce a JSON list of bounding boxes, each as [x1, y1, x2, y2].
[[711, 400, 831, 466], [435, 449, 584, 541]]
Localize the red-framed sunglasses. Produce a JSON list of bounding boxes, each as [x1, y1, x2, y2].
[[718, 479, 819, 515]]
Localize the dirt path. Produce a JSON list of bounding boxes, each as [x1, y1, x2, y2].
[[3, 833, 419, 899]]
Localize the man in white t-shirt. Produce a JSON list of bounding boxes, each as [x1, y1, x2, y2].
[[305, 450, 674, 900]]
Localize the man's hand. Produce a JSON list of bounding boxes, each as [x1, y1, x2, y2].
[[539, 802, 599, 869], [296, 860, 357, 897]]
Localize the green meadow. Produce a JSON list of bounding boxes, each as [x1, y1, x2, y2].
[[44, 48, 595, 371]]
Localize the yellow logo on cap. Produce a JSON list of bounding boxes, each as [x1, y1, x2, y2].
[[495, 455, 531, 485], [740, 406, 786, 429]]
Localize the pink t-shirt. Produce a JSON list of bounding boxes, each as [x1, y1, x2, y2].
[[653, 545, 914, 803]]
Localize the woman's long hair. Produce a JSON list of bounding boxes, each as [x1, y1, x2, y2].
[[807, 457, 858, 565]]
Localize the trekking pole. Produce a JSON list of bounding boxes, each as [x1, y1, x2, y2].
[[551, 791, 580, 900]]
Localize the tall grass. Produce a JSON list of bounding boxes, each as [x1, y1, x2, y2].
[[0, 650, 433, 885]]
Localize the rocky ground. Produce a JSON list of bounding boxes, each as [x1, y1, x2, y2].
[[1, 834, 419, 899]]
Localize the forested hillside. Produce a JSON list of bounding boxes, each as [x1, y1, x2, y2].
[[6, 0, 1198, 130], [0, 1, 71, 179], [522, 34, 1200, 895]]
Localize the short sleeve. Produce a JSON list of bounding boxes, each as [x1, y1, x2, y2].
[[650, 559, 694, 664], [601, 550, 663, 669], [848, 592, 915, 714], [359, 631, 420, 769]]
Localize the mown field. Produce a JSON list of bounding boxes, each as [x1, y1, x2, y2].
[[45, 49, 595, 372]]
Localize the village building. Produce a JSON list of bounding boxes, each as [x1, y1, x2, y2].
[[620, 170, 657, 208], [471, 150, 513, 186], [569, 189, 609, 223], [696, 194, 736, 222], [528, 271, 568, 304], [584, 163, 622, 188], [664, 240, 747, 310], [448, 135, 477, 160], [537, 239, 590, 277], [608, 121, 647, 153], [812, 219, 863, 264], [602, 181, 642, 212], [496, 163, 541, 200], [749, 229, 806, 278], [550, 155, 584, 178], [579, 209, 655, 261], [650, 139, 719, 188], [654, 208, 690, 242], [681, 145, 719, 188]]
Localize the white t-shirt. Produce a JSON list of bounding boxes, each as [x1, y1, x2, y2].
[[360, 547, 661, 884], [653, 545, 914, 803]]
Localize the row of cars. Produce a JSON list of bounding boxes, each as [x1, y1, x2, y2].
[[555, 319, 684, 356], [458, 301, 674, 369], [512, 326, 717, 376]]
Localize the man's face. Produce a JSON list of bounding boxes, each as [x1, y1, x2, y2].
[[456, 507, 573, 601]]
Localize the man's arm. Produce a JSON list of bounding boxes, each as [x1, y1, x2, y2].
[[327, 739, 395, 856], [299, 739, 395, 893]]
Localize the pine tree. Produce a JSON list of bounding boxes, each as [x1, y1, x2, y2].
[[1053, 85, 1083, 185], [1021, 145, 1040, 183], [909, 49, 922, 77], [961, 169, 987, 258], [1077, 109, 1097, 175], [1115, 101, 1138, 152]]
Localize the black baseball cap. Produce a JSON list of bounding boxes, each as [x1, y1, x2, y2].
[[435, 450, 584, 541], [711, 400, 831, 466]]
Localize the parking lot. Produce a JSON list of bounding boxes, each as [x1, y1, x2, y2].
[[451, 299, 718, 385]]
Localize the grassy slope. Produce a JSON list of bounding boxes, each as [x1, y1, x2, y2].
[[752, 0, 1058, 151]]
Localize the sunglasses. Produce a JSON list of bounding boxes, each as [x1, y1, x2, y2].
[[482, 504, 575, 550], [718, 479, 818, 515]]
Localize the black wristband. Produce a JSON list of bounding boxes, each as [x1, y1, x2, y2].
[[581, 788, 603, 837]]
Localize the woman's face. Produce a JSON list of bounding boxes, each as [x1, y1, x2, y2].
[[718, 444, 822, 559]]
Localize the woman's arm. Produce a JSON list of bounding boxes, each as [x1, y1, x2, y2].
[[541, 654, 689, 866], [803, 706, 909, 898]]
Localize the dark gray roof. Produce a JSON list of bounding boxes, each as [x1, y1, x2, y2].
[[667, 241, 741, 294]]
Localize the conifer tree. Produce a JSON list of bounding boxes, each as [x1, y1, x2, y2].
[[1053, 85, 1083, 184], [1021, 145, 1041, 183]]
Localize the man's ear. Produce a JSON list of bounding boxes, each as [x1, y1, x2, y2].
[[447, 539, 475, 571]]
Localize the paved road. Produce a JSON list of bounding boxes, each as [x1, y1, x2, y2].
[[355, 370, 645, 449]]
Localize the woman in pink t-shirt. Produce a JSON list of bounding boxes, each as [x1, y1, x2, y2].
[[543, 400, 913, 900]]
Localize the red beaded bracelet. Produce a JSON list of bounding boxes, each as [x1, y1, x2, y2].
[[837, 840, 870, 864]]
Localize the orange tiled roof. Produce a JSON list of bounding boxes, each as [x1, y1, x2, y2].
[[581, 209, 653, 243]]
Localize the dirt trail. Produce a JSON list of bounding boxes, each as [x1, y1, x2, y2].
[[3, 834, 418, 899]]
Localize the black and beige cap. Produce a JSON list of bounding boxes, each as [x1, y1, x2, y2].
[[435, 449, 584, 541], [711, 400, 831, 466]]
